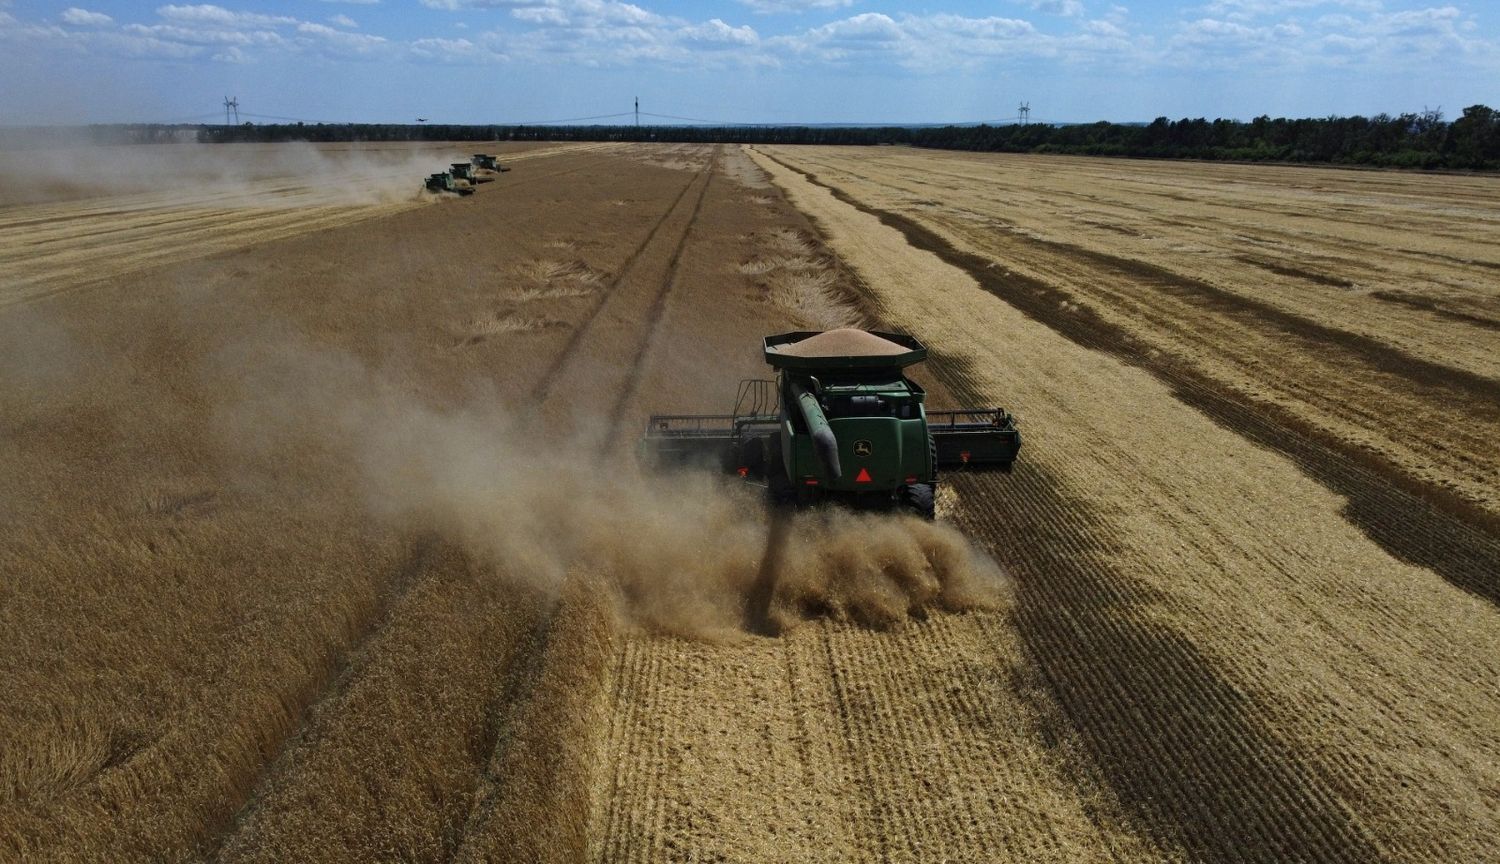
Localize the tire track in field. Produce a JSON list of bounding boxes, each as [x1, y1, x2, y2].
[[808, 215, 1387, 860], [203, 150, 649, 862], [214, 148, 713, 864], [754, 146, 1500, 860], [786, 154, 1500, 406], [0, 145, 598, 310], [529, 156, 711, 404], [871, 321, 1387, 860], [944, 460, 1387, 863], [442, 147, 717, 863], [762, 150, 1500, 606], [449, 576, 618, 864], [587, 147, 1155, 863], [791, 150, 1500, 388], [600, 146, 719, 433], [198, 531, 440, 860]]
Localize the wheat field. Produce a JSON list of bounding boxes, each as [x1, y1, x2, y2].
[[2, 141, 1496, 862]]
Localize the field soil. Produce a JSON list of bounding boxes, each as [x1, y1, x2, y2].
[[2, 142, 1497, 863]]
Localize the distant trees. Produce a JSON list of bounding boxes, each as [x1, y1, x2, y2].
[[190, 106, 1500, 171]]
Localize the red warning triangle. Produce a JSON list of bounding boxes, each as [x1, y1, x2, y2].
[[855, 467, 873, 483]]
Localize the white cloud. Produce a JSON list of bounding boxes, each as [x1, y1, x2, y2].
[[777, 11, 1053, 69], [737, 0, 855, 13], [1084, 18, 1126, 37], [60, 7, 113, 27], [1015, 0, 1085, 17], [1169, 3, 1493, 70], [0, 2, 395, 63], [421, 0, 548, 9], [156, 5, 297, 29], [1205, 0, 1380, 18], [512, 6, 569, 25], [422, 0, 666, 27], [411, 0, 776, 67], [328, 14, 358, 28], [285, 20, 387, 55], [410, 34, 506, 62], [122, 22, 284, 47], [812, 11, 901, 43], [680, 18, 758, 45]]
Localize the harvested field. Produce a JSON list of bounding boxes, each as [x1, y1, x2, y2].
[[2, 141, 1497, 863], [0, 141, 598, 308]]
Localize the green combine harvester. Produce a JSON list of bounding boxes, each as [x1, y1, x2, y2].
[[472, 154, 511, 174], [640, 329, 1020, 518], [449, 162, 486, 186], [423, 171, 474, 196]]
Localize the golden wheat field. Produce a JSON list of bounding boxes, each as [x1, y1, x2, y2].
[[2, 141, 1497, 863]]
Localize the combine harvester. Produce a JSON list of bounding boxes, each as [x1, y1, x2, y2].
[[640, 329, 1020, 518], [423, 171, 474, 196], [449, 162, 485, 187], [472, 153, 511, 180]]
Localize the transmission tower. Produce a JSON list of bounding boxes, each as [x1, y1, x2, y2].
[[223, 96, 239, 125], [635, 96, 639, 128], [1018, 102, 1030, 125]]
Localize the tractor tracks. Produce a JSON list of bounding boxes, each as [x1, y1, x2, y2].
[[530, 149, 717, 416], [431, 146, 719, 863], [753, 145, 1500, 861], [760, 149, 1500, 606], [602, 149, 719, 433], [202, 531, 441, 861]]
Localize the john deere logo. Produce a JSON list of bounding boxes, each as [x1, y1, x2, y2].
[[853, 440, 873, 457]]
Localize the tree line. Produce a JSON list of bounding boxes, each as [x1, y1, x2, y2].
[[186, 105, 1500, 170]]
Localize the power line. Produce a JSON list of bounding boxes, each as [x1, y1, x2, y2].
[[201, 99, 1050, 129], [508, 111, 636, 125], [639, 111, 782, 127]]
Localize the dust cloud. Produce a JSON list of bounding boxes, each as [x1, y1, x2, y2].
[[0, 304, 91, 397], [212, 324, 1011, 640], [0, 139, 456, 208]]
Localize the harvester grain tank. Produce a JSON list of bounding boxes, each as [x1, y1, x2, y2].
[[639, 329, 1020, 518]]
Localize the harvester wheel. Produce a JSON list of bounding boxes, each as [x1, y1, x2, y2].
[[739, 437, 767, 478], [902, 483, 935, 520], [766, 437, 798, 509]]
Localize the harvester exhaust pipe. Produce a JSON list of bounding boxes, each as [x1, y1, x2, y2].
[[790, 380, 841, 481]]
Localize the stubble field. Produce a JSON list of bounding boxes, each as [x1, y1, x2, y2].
[[2, 141, 1497, 863]]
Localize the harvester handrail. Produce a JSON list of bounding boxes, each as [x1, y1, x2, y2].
[[645, 412, 779, 437], [644, 413, 738, 436], [926, 407, 1014, 427]]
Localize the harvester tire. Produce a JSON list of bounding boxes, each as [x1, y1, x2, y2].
[[766, 437, 798, 509], [903, 483, 935, 520], [739, 437, 767, 478]]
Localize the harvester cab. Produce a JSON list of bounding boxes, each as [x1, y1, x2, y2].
[[472, 154, 511, 174], [424, 172, 475, 196], [639, 329, 1020, 519]]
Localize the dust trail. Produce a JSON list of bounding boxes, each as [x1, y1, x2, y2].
[[0, 140, 460, 208], [214, 325, 1010, 639]]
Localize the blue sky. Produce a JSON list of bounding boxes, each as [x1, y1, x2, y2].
[[0, 1, 1494, 125]]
